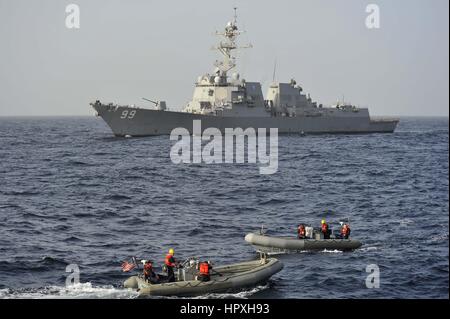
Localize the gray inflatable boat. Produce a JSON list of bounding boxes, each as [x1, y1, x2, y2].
[[124, 256, 283, 297], [245, 233, 362, 254]]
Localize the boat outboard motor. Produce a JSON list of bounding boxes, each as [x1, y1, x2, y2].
[[259, 225, 267, 235], [177, 266, 185, 281], [180, 257, 199, 281], [305, 226, 314, 239]]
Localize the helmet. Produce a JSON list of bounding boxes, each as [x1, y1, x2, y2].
[[321, 219, 326, 224], [168, 248, 174, 255]]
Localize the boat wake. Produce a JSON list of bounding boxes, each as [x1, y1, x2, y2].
[[321, 249, 344, 254], [0, 282, 139, 299], [358, 246, 379, 252], [190, 284, 270, 299]]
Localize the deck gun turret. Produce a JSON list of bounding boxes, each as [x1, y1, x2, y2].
[[142, 97, 166, 111]]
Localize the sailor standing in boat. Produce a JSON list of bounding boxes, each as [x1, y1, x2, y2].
[[164, 248, 179, 282], [321, 220, 331, 239]]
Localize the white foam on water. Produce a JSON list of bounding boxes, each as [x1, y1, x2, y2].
[[429, 233, 449, 243], [399, 218, 415, 226], [0, 288, 11, 298], [321, 249, 343, 254], [1, 282, 270, 300], [189, 284, 270, 299], [359, 246, 378, 252], [265, 249, 310, 256], [0, 282, 139, 299]]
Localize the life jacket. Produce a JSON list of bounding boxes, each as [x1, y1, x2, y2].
[[144, 263, 153, 271], [165, 254, 175, 267], [143, 262, 153, 276], [321, 223, 329, 233], [199, 262, 210, 276], [298, 225, 306, 237], [341, 225, 350, 237]]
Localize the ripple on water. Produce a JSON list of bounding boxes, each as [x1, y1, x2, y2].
[[0, 117, 448, 299]]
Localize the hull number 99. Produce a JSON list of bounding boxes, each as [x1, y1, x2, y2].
[[120, 110, 136, 119]]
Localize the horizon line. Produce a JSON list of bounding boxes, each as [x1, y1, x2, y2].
[[0, 114, 449, 118]]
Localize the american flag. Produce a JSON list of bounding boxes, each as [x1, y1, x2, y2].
[[121, 260, 136, 272]]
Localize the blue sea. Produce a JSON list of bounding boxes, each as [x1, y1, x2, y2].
[[0, 116, 448, 299]]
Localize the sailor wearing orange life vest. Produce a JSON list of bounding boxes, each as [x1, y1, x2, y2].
[[341, 223, 351, 239], [142, 260, 159, 284], [321, 219, 331, 239], [165, 248, 178, 282], [197, 261, 212, 282], [297, 224, 306, 239]]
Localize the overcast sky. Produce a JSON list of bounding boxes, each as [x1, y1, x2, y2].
[[0, 0, 448, 116]]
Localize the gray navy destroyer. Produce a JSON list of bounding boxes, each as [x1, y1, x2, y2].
[[91, 9, 398, 136]]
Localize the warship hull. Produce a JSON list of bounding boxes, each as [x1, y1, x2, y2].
[[93, 103, 399, 137]]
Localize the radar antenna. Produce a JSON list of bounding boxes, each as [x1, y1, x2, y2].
[[272, 58, 277, 83], [211, 7, 252, 76]]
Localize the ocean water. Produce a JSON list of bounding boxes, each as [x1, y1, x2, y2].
[[0, 116, 448, 299]]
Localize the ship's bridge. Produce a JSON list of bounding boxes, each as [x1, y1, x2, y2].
[[183, 71, 268, 117]]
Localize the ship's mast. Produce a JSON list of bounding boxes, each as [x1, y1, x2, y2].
[[212, 7, 251, 78]]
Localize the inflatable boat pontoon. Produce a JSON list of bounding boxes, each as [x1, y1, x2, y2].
[[245, 232, 362, 254], [124, 256, 283, 297]]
